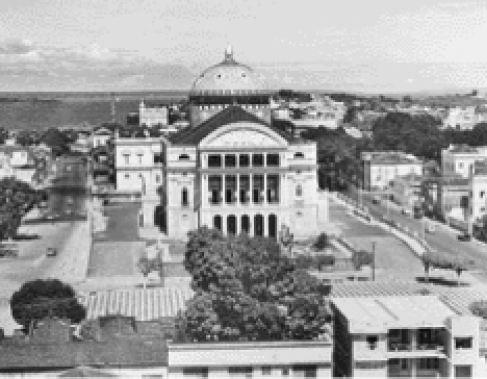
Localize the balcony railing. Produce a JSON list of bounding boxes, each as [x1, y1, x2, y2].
[[388, 341, 444, 353]]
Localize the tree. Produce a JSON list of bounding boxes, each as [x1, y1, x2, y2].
[[470, 300, 487, 319], [10, 279, 86, 331], [313, 233, 330, 251], [176, 228, 332, 342], [421, 251, 468, 285]]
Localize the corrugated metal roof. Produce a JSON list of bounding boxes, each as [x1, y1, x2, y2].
[[79, 287, 194, 322]]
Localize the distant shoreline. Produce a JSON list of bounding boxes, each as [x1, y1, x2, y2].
[[0, 91, 188, 102]]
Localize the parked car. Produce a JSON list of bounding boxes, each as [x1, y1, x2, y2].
[[457, 233, 472, 242], [46, 247, 58, 257]]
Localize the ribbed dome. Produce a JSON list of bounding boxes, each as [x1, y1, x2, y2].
[[190, 47, 267, 95]]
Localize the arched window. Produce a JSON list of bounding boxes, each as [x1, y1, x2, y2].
[[294, 152, 305, 159], [179, 154, 190, 160], [296, 184, 303, 197], [181, 187, 188, 206]]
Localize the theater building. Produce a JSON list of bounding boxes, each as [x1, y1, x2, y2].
[[163, 48, 327, 240]]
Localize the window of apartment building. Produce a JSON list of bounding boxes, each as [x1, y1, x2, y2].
[[418, 358, 439, 371], [455, 337, 473, 349], [124, 174, 130, 180], [228, 366, 252, 378], [208, 154, 222, 168], [293, 365, 317, 378], [179, 154, 190, 161], [153, 153, 162, 164], [454, 365, 472, 378], [366, 335, 378, 350], [294, 152, 304, 159], [123, 154, 130, 165], [480, 191, 485, 199], [261, 366, 272, 376], [138, 154, 143, 165], [182, 367, 208, 378], [155, 174, 160, 183]]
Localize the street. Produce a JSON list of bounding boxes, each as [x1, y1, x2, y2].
[[45, 156, 88, 221], [345, 187, 487, 274]]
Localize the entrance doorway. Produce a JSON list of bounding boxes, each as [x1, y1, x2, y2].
[[213, 215, 222, 231], [268, 214, 277, 239], [254, 214, 264, 236], [227, 215, 237, 235], [241, 215, 250, 234]]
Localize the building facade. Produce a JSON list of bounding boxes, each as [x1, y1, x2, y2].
[[441, 144, 487, 179], [168, 340, 332, 378], [333, 295, 483, 378], [362, 152, 423, 191], [163, 48, 325, 240], [139, 100, 169, 127]]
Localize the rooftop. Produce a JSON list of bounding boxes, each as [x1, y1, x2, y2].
[[333, 295, 458, 332], [446, 144, 480, 154], [362, 151, 421, 165]]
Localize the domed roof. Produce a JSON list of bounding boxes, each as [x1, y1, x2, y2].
[[190, 47, 267, 96]]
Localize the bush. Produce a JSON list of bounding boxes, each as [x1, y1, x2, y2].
[[470, 301, 487, 319], [313, 233, 330, 251], [295, 255, 313, 270]]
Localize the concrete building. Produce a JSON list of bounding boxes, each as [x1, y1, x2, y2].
[[188, 46, 271, 128], [168, 339, 333, 378], [469, 159, 487, 222], [91, 126, 113, 148], [389, 173, 422, 211], [114, 129, 166, 227], [442, 106, 480, 130], [362, 152, 423, 191], [163, 48, 325, 240], [441, 144, 487, 179], [333, 295, 483, 378], [139, 100, 169, 127]]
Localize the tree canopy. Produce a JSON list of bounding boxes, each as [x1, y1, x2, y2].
[[0, 178, 43, 240], [10, 279, 86, 330], [176, 227, 332, 342]]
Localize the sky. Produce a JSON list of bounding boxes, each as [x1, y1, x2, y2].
[[0, 0, 486, 93]]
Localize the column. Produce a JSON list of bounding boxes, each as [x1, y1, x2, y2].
[[222, 174, 226, 205], [237, 175, 240, 203], [263, 174, 268, 205], [250, 174, 254, 204], [202, 175, 207, 208]]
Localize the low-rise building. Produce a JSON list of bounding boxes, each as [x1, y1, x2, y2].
[[441, 144, 487, 179], [389, 173, 422, 210], [441, 106, 480, 130], [362, 152, 423, 191], [333, 295, 483, 378], [469, 159, 487, 222], [139, 100, 169, 127], [168, 339, 333, 378]]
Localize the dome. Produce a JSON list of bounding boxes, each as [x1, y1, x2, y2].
[[190, 47, 267, 96]]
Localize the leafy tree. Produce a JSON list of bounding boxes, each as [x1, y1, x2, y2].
[[313, 233, 330, 251], [176, 228, 332, 342], [421, 251, 468, 284], [470, 300, 487, 319], [10, 279, 86, 330], [352, 250, 373, 270]]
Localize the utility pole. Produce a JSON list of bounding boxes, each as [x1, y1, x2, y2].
[[372, 241, 376, 281]]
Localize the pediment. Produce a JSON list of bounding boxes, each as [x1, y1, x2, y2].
[[200, 122, 287, 149]]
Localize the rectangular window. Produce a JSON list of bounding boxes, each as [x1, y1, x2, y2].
[[252, 154, 264, 167], [228, 366, 252, 378], [455, 337, 473, 349], [239, 154, 250, 167], [266, 153, 280, 167], [123, 154, 130, 165], [225, 154, 236, 168], [183, 367, 208, 378], [293, 365, 317, 378], [366, 335, 378, 350], [418, 358, 439, 370], [208, 155, 222, 168], [124, 174, 130, 179], [138, 154, 143, 165], [455, 365, 472, 378], [261, 366, 272, 376], [155, 175, 160, 183]]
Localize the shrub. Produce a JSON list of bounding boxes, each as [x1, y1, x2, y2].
[[295, 255, 313, 270], [470, 301, 487, 319], [313, 233, 330, 251]]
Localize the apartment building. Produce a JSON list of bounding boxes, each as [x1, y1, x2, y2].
[[441, 145, 487, 179], [332, 295, 483, 378], [362, 152, 423, 191]]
